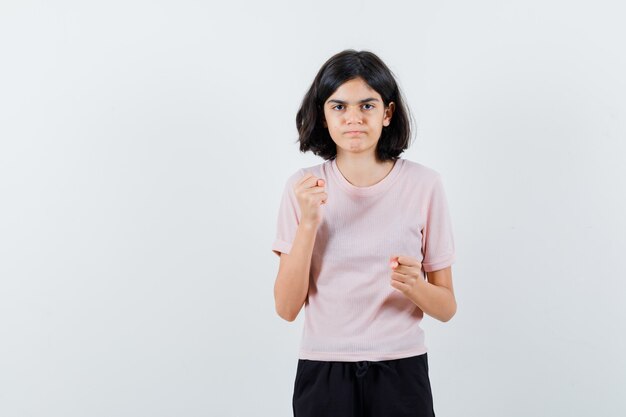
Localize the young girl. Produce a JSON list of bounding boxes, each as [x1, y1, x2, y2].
[[272, 49, 457, 417]]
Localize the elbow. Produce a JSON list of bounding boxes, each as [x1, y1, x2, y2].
[[440, 302, 457, 323], [440, 314, 454, 323], [274, 284, 303, 322], [274, 297, 297, 322], [276, 306, 297, 322]]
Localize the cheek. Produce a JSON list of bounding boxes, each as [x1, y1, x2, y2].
[[326, 117, 340, 130], [327, 123, 341, 135]]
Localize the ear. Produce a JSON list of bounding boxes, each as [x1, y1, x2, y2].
[[383, 102, 395, 126]]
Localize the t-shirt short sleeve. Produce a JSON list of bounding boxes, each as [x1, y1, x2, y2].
[[421, 174, 456, 272], [271, 170, 303, 257]]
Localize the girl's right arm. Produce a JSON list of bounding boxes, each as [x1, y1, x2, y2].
[[273, 222, 318, 322], [273, 175, 326, 322]]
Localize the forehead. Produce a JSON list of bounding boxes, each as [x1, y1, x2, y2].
[[326, 78, 381, 102]]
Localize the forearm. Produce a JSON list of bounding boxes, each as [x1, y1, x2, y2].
[[407, 277, 457, 322], [273, 222, 317, 321]]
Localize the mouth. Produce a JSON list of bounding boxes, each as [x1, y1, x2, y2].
[[344, 131, 366, 135]]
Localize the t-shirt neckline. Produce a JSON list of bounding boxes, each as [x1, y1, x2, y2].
[[330, 157, 404, 197]]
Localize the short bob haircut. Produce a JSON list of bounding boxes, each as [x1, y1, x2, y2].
[[296, 49, 414, 162]]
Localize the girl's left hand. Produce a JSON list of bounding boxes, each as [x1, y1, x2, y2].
[[389, 255, 424, 295]]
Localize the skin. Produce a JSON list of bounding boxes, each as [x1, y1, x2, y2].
[[321, 77, 457, 322], [322, 77, 396, 187]]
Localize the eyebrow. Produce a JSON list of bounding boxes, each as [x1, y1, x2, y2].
[[327, 97, 380, 105]]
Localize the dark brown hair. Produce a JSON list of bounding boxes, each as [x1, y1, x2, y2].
[[295, 49, 414, 162]]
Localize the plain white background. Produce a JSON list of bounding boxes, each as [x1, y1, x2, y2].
[[1, 1, 625, 416]]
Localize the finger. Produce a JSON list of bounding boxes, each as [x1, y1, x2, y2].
[[302, 176, 319, 188], [390, 276, 410, 293], [304, 188, 327, 203], [396, 255, 421, 268], [393, 264, 423, 280], [391, 271, 410, 283], [302, 176, 325, 189]]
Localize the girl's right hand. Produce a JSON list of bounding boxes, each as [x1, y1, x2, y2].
[[294, 173, 327, 227]]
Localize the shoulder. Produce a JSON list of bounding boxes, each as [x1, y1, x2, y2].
[[400, 158, 444, 186], [284, 160, 329, 186], [279, 160, 330, 194]]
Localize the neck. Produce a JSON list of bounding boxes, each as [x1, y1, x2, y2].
[[335, 153, 396, 187]]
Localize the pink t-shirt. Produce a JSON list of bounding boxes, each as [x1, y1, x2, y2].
[[272, 157, 456, 361]]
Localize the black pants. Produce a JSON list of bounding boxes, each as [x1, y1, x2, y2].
[[292, 353, 435, 417]]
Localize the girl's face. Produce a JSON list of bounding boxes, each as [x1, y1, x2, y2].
[[322, 77, 395, 158]]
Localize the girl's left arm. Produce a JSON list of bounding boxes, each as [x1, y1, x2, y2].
[[390, 257, 456, 322], [417, 267, 457, 322]]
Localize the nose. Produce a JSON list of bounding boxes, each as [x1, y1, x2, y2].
[[345, 106, 363, 125]]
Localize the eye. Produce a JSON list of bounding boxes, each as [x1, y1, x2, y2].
[[331, 104, 374, 110]]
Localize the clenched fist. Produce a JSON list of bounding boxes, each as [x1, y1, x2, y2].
[[389, 255, 425, 296], [294, 173, 327, 228]]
